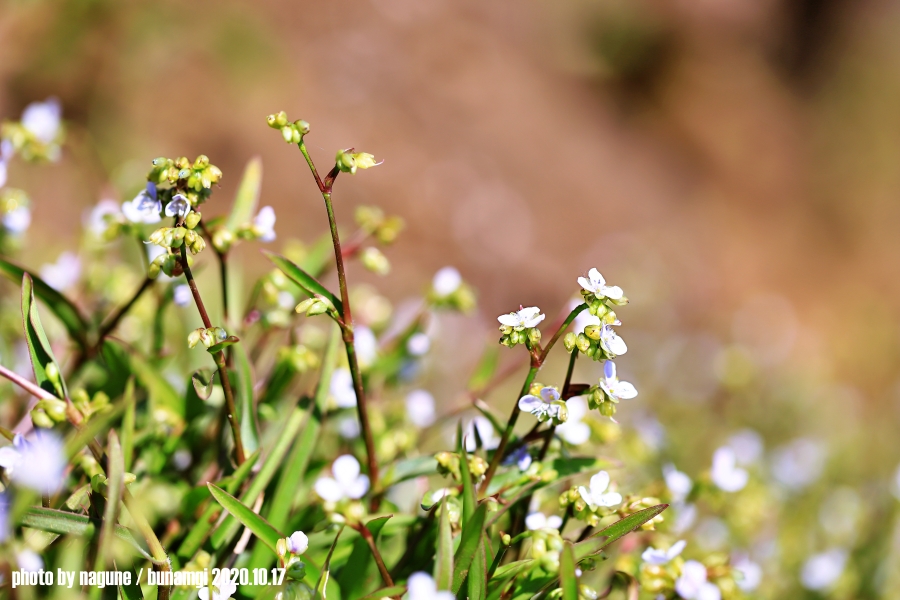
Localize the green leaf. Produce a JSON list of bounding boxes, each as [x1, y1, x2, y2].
[[207, 483, 283, 553], [116, 564, 144, 600], [468, 346, 499, 392], [264, 251, 342, 315], [232, 341, 259, 454], [381, 456, 438, 488], [226, 157, 263, 232], [20, 507, 152, 561], [115, 341, 183, 421], [457, 421, 475, 526], [0, 258, 89, 349], [574, 504, 669, 560], [467, 534, 487, 600], [434, 495, 453, 590], [207, 335, 240, 353], [92, 431, 124, 598], [356, 587, 406, 600], [191, 369, 216, 400], [121, 378, 135, 471], [336, 516, 391, 598], [559, 542, 578, 600], [451, 502, 487, 594], [550, 456, 618, 478], [315, 527, 344, 600], [489, 559, 533, 583], [484, 481, 540, 529], [21, 274, 67, 398]]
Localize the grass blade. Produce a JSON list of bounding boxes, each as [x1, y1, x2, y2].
[[315, 526, 344, 600], [451, 502, 487, 594], [457, 421, 475, 525], [21, 273, 67, 398], [226, 157, 262, 232], [207, 483, 283, 553], [20, 507, 152, 561], [434, 495, 453, 590], [92, 431, 124, 600], [264, 251, 342, 315], [467, 534, 487, 600], [559, 542, 578, 600], [232, 341, 259, 454], [574, 504, 669, 560]]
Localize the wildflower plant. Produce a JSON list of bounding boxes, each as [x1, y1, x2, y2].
[[0, 97, 862, 600]]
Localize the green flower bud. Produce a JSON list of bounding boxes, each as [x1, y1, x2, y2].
[[501, 533, 511, 545], [282, 126, 293, 143], [360, 247, 390, 275], [583, 325, 601, 341], [527, 327, 542, 346], [187, 329, 203, 349], [576, 334, 591, 353], [274, 111, 289, 127], [468, 456, 487, 478], [184, 211, 201, 229], [276, 538, 288, 558], [190, 235, 206, 254], [45, 362, 60, 385], [306, 300, 329, 316], [294, 120, 310, 135], [599, 401, 616, 418], [564, 332, 577, 352], [148, 260, 161, 278], [212, 228, 234, 253], [336, 149, 356, 173], [30, 408, 54, 429], [294, 298, 316, 313], [291, 127, 302, 144], [36, 398, 67, 422]]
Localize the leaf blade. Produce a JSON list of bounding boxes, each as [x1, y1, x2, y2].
[[226, 157, 263, 232], [207, 483, 283, 553], [451, 502, 488, 594], [264, 251, 342, 315]]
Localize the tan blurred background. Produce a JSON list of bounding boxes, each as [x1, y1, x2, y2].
[[2, 0, 900, 460]]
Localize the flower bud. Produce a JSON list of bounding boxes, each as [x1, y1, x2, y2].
[[273, 111, 289, 128], [190, 235, 206, 255], [336, 149, 357, 173], [294, 120, 310, 135], [276, 538, 288, 558], [599, 402, 617, 418], [30, 408, 54, 429], [282, 127, 293, 143], [583, 325, 601, 341], [306, 300, 329, 316], [294, 298, 316, 313], [212, 228, 234, 253], [36, 398, 67, 422], [501, 533, 511, 545], [360, 247, 390, 275], [576, 333, 591, 353], [187, 328, 204, 349], [527, 327, 542, 346], [184, 211, 201, 229], [564, 332, 577, 352]]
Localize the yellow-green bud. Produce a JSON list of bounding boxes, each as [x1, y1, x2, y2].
[[564, 332, 577, 352], [306, 300, 329, 316], [212, 228, 234, 253], [576, 333, 591, 353], [527, 327, 542, 346], [336, 149, 356, 173], [294, 298, 316, 313], [276, 538, 288, 558], [30, 408, 54, 429], [187, 328, 204, 349], [36, 398, 67, 422], [583, 325, 601, 341], [185, 211, 201, 229], [193, 155, 210, 169], [360, 247, 390, 275], [294, 120, 310, 135], [274, 111, 289, 128], [599, 402, 616, 417], [282, 126, 293, 143]]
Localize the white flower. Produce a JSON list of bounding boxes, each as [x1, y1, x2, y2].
[[122, 185, 161, 224], [642, 539, 686, 565], [405, 390, 436, 428], [577, 268, 624, 300], [555, 396, 590, 445], [506, 446, 533, 471], [727, 429, 764, 465], [599, 323, 627, 357], [518, 386, 563, 422], [164, 193, 191, 218], [406, 332, 430, 356], [21, 98, 62, 144], [407, 571, 454, 600], [770, 438, 826, 491], [337, 416, 360, 439], [40, 252, 81, 291], [17, 549, 43, 572], [572, 301, 601, 335], [524, 512, 563, 531], [84, 199, 121, 236], [801, 549, 846, 591], [663, 464, 693, 502], [675, 561, 721, 600], [198, 577, 237, 600], [2, 205, 31, 234], [314, 455, 370, 502], [497, 306, 544, 329], [0, 493, 9, 543], [286, 531, 309, 555], [464, 416, 498, 451], [672, 503, 698, 535], [710, 447, 748, 493], [276, 291, 295, 310], [599, 361, 637, 401], [0, 158, 7, 189], [173, 284, 192, 307], [731, 553, 762, 592], [578, 471, 622, 509], [330, 368, 357, 408], [0, 433, 66, 494], [252, 206, 276, 242], [355, 326, 378, 368], [432, 267, 462, 296]]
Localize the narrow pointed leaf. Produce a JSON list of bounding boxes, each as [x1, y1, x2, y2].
[[264, 251, 342, 315], [467, 535, 487, 600], [574, 504, 668, 560], [356, 587, 406, 600], [207, 335, 240, 354], [20, 507, 151, 561], [21, 274, 66, 398], [434, 495, 453, 590], [191, 369, 216, 400], [232, 341, 259, 454], [457, 421, 475, 525], [207, 483, 282, 553], [451, 502, 487, 593], [226, 157, 263, 232], [559, 542, 578, 600], [336, 516, 392, 598], [315, 526, 344, 600], [94, 431, 124, 574]]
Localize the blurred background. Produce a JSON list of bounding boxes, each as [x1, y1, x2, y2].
[[3, 0, 900, 594]]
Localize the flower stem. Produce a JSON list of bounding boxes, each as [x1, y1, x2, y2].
[[354, 523, 395, 590], [178, 245, 246, 465], [298, 141, 379, 503]]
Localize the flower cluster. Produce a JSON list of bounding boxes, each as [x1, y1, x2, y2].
[[147, 155, 223, 207], [266, 111, 310, 144], [428, 266, 476, 312], [498, 306, 545, 348], [0, 98, 64, 163]]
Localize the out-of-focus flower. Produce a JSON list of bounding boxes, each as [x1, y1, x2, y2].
[[122, 185, 162, 224], [525, 512, 563, 531], [84, 199, 120, 236], [406, 332, 430, 356], [252, 206, 276, 242], [21, 98, 62, 144], [173, 284, 192, 307], [664, 464, 693, 502], [498, 306, 545, 329], [572, 298, 601, 334], [0, 140, 11, 187], [518, 387, 563, 422], [711, 447, 748, 493], [337, 416, 360, 439], [355, 326, 378, 368], [0, 493, 8, 543], [770, 438, 826, 491], [599, 361, 637, 401], [577, 268, 624, 301], [39, 252, 81, 291], [432, 267, 462, 296], [732, 553, 762, 592], [0, 433, 66, 494], [672, 503, 698, 535], [641, 539, 686, 565], [406, 571, 453, 600], [2, 204, 30, 234], [599, 323, 627, 357], [405, 390, 436, 428], [314, 455, 370, 502], [675, 561, 721, 600], [556, 396, 590, 445], [578, 471, 622, 509], [17, 549, 43, 572], [505, 445, 532, 471], [164, 193, 191, 218], [464, 416, 497, 451], [727, 429, 764, 465], [287, 531, 309, 555], [198, 578, 237, 600], [800, 549, 847, 591], [330, 368, 357, 408]]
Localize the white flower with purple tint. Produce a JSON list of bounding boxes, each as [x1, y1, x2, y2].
[[122, 184, 162, 224], [432, 267, 462, 296], [555, 396, 590, 445], [642, 539, 686, 565], [406, 332, 430, 356], [330, 368, 357, 408], [518, 386, 563, 422], [173, 284, 192, 307], [164, 193, 191, 218], [599, 361, 637, 402], [84, 199, 121, 236], [801, 549, 846, 591], [578, 471, 622, 509], [675, 561, 720, 600], [711, 447, 748, 493], [286, 531, 309, 555], [407, 571, 454, 600], [464, 416, 498, 451], [40, 252, 82, 291], [498, 306, 544, 329], [2, 205, 31, 234], [599, 323, 627, 357], [405, 390, 436, 428], [525, 512, 563, 531], [663, 464, 693, 502], [251, 206, 276, 242], [0, 433, 66, 494], [21, 98, 62, 144], [577, 268, 624, 301], [314, 455, 370, 502]]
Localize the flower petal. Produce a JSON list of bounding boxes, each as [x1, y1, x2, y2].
[[602, 285, 624, 300], [314, 477, 344, 502], [590, 471, 610, 496], [343, 474, 370, 499], [524, 513, 547, 530], [539, 387, 560, 402], [498, 313, 520, 327], [518, 395, 544, 413], [597, 492, 622, 507], [614, 381, 638, 400], [332, 454, 361, 486]]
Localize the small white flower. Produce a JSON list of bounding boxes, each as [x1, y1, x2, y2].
[[84, 199, 121, 236], [0, 158, 7, 189], [663, 464, 693, 502], [0, 493, 9, 543], [497, 306, 544, 329], [0, 433, 66, 494], [675, 561, 720, 600], [39, 251, 81, 291], [731, 553, 762, 592], [405, 390, 436, 428], [17, 549, 43, 572], [770, 438, 826, 491], [406, 571, 454, 600], [172, 449, 192, 471], [21, 98, 62, 144], [314, 455, 370, 502], [164, 193, 191, 218], [727, 429, 764, 465], [198, 578, 237, 600], [276, 291, 295, 311], [286, 530, 309, 555], [524, 512, 563, 531], [599, 361, 637, 401], [711, 447, 748, 493], [642, 540, 686, 565], [252, 206, 276, 242], [672, 503, 698, 535], [578, 471, 622, 509], [464, 416, 498, 451], [173, 284, 192, 307], [354, 326, 378, 368], [2, 205, 31, 234], [599, 323, 627, 357], [406, 332, 430, 356], [337, 415, 360, 439], [505, 446, 533, 471], [577, 268, 624, 300], [555, 396, 591, 445], [801, 549, 846, 591], [122, 186, 162, 224], [330, 368, 357, 408], [518, 387, 564, 422], [432, 267, 462, 296]]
